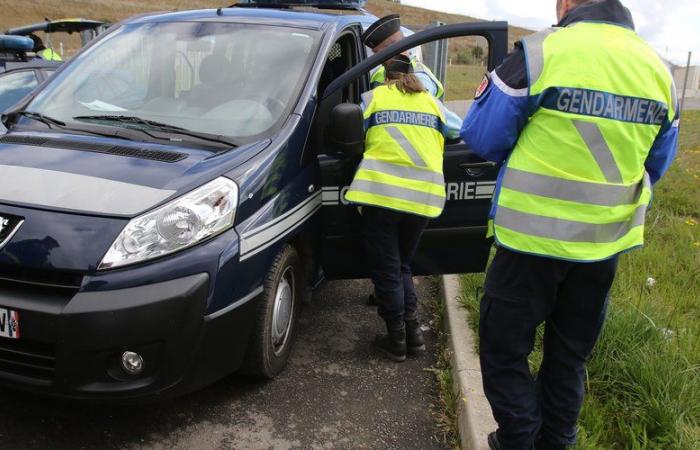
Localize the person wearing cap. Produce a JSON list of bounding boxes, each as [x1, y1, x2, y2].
[[28, 34, 62, 61], [363, 15, 443, 98], [361, 14, 462, 310], [344, 54, 454, 362]]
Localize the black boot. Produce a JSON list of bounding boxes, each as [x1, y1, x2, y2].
[[374, 320, 407, 362], [405, 315, 426, 354]]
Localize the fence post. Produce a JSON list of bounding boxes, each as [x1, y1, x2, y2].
[[422, 21, 448, 99], [680, 51, 692, 113]]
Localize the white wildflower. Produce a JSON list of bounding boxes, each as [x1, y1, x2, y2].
[[660, 327, 674, 340]]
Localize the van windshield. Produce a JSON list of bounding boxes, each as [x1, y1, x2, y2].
[[26, 22, 320, 142]]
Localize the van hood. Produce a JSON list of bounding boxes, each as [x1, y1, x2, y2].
[[0, 131, 269, 273], [0, 131, 270, 217]]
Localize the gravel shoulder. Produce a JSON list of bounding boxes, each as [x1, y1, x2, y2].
[[0, 278, 446, 450]]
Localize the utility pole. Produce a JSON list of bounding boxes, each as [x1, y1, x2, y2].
[[680, 51, 692, 114]]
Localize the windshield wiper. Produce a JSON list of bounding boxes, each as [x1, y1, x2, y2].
[[19, 111, 67, 128], [73, 115, 238, 148], [14, 111, 137, 141]]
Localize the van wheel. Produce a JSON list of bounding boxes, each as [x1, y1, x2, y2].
[[240, 245, 301, 379]]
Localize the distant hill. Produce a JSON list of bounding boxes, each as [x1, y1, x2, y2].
[[365, 0, 532, 47], [1, 0, 532, 55]]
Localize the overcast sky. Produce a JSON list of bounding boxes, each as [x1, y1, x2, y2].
[[401, 0, 699, 66]]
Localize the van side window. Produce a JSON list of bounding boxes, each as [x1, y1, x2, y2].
[[305, 31, 360, 163]]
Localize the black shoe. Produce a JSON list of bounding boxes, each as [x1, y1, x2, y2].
[[373, 320, 407, 362], [405, 316, 426, 354], [488, 432, 501, 450]]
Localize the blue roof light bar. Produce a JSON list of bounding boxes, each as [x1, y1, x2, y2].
[[0, 35, 34, 53]]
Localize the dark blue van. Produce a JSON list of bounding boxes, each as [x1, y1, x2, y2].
[[0, 0, 508, 401]]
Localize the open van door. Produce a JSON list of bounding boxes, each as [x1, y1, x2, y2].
[[317, 22, 509, 279]]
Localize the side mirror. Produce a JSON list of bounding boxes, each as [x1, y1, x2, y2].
[[327, 103, 364, 157]]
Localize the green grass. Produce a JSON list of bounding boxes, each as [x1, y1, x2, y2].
[[427, 277, 461, 449], [445, 64, 487, 101], [458, 110, 700, 449]]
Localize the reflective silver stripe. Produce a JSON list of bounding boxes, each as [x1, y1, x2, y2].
[[495, 204, 646, 243], [0, 164, 174, 215], [349, 179, 445, 209], [414, 61, 430, 76], [384, 126, 428, 168], [361, 91, 374, 107], [502, 167, 645, 207], [573, 120, 623, 183], [491, 70, 528, 97], [522, 28, 557, 85], [670, 77, 678, 118], [434, 98, 447, 121], [359, 159, 444, 185], [239, 192, 322, 261]]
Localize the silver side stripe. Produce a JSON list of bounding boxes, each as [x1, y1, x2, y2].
[[0, 164, 174, 216], [573, 120, 623, 183], [239, 192, 321, 261], [348, 179, 445, 209], [522, 28, 557, 85], [491, 70, 529, 97], [359, 159, 444, 185], [495, 204, 647, 243], [322, 187, 340, 205], [384, 126, 428, 168], [205, 286, 263, 320], [502, 167, 648, 207]]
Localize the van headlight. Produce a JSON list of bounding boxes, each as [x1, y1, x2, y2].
[[99, 177, 238, 270]]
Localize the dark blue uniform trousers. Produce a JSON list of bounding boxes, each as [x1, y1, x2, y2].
[[363, 206, 428, 322], [480, 247, 617, 449]]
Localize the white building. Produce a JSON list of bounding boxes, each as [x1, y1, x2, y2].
[[674, 65, 700, 99]]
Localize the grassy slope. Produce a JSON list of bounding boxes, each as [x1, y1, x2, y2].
[[0, 0, 532, 42], [460, 111, 700, 449], [1, 0, 529, 100]]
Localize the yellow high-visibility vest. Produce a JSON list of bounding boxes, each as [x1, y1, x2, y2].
[[493, 22, 677, 261], [39, 48, 62, 61], [345, 84, 447, 218]]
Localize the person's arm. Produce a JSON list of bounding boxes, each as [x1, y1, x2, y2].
[[644, 103, 680, 185], [460, 45, 532, 163], [438, 101, 462, 141]]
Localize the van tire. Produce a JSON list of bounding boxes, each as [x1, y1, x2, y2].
[[240, 245, 301, 379]]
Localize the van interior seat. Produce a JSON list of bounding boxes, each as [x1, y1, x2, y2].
[[184, 55, 238, 109]]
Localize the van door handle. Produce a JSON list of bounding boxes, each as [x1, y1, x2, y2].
[[459, 161, 496, 169]]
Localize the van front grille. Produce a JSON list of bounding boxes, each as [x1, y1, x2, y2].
[[0, 338, 55, 382]]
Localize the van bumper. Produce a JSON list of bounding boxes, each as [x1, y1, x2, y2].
[[0, 273, 258, 402]]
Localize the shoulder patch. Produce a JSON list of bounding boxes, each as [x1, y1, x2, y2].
[[474, 74, 491, 99]]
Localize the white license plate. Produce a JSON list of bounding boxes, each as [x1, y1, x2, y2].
[[0, 307, 20, 339]]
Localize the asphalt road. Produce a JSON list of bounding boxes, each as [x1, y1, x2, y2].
[[0, 278, 446, 450]]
